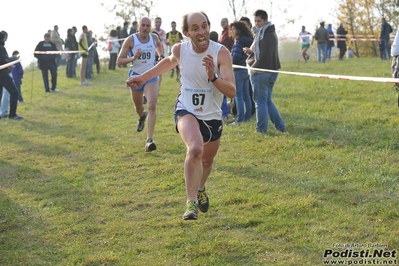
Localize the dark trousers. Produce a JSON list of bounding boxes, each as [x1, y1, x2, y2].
[[66, 54, 76, 78], [0, 74, 19, 117], [109, 53, 117, 70], [40, 61, 57, 92]]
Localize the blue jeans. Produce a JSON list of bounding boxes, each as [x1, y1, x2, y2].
[[250, 72, 285, 133], [1, 88, 10, 116], [86, 56, 94, 79], [221, 95, 229, 118], [234, 69, 252, 122], [317, 43, 327, 63]]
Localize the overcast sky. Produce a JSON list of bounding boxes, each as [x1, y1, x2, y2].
[[2, 0, 337, 68]]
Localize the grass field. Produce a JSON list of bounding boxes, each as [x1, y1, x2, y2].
[[1, 57, 398, 266]]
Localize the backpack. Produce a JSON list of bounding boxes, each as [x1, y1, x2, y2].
[[107, 41, 112, 51]]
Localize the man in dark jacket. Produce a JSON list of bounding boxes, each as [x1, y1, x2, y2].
[[336, 23, 348, 60], [380, 17, 393, 60], [244, 9, 286, 134], [34, 33, 59, 93], [65, 28, 78, 78], [0, 31, 23, 120], [314, 21, 329, 63]]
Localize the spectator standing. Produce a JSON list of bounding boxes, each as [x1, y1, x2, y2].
[[65, 28, 78, 78], [129, 21, 138, 35], [0, 31, 23, 120], [1, 48, 21, 117], [336, 23, 348, 60], [34, 32, 59, 93], [165, 21, 183, 81], [93, 38, 100, 75], [219, 18, 234, 51], [244, 9, 286, 133], [380, 17, 393, 60], [218, 18, 234, 119], [314, 21, 329, 63], [390, 27, 399, 90], [229, 21, 253, 125], [108, 29, 120, 70], [120, 22, 130, 68], [299, 25, 311, 63], [86, 30, 95, 79], [326, 23, 335, 60], [11, 51, 23, 102], [121, 21, 129, 41], [210, 31, 218, 42], [50, 25, 63, 67], [239, 16, 256, 116], [239, 16, 254, 36], [79, 25, 89, 86], [71, 26, 79, 77]]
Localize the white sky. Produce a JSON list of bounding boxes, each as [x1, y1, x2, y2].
[[2, 0, 337, 68]]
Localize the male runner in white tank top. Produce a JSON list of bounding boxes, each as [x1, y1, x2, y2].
[[126, 12, 236, 220], [117, 17, 164, 152]]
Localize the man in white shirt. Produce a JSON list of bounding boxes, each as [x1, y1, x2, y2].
[[126, 12, 236, 221]]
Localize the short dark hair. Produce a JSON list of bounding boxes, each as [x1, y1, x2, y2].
[[239, 16, 252, 28], [210, 31, 218, 42], [0, 32, 5, 41], [254, 9, 268, 21]]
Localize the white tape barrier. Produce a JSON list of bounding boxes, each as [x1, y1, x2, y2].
[[232, 65, 399, 85], [0, 57, 24, 70], [1, 51, 397, 85]]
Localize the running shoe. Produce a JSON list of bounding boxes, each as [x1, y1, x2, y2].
[[197, 188, 209, 213], [183, 201, 198, 220], [136, 111, 148, 132], [145, 138, 157, 152]]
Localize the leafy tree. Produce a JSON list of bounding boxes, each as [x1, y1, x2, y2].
[[101, 0, 154, 30], [337, 0, 380, 57]]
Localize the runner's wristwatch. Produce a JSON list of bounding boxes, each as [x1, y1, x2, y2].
[[210, 73, 218, 82]]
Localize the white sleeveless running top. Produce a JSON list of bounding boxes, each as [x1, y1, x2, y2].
[[175, 41, 223, 120], [130, 33, 156, 74]]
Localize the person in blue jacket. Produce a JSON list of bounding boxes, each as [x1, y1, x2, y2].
[[229, 21, 253, 125]]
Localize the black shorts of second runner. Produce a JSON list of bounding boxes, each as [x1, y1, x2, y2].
[[174, 110, 223, 143]]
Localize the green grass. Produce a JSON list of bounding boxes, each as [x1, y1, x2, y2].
[[1, 58, 398, 265]]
